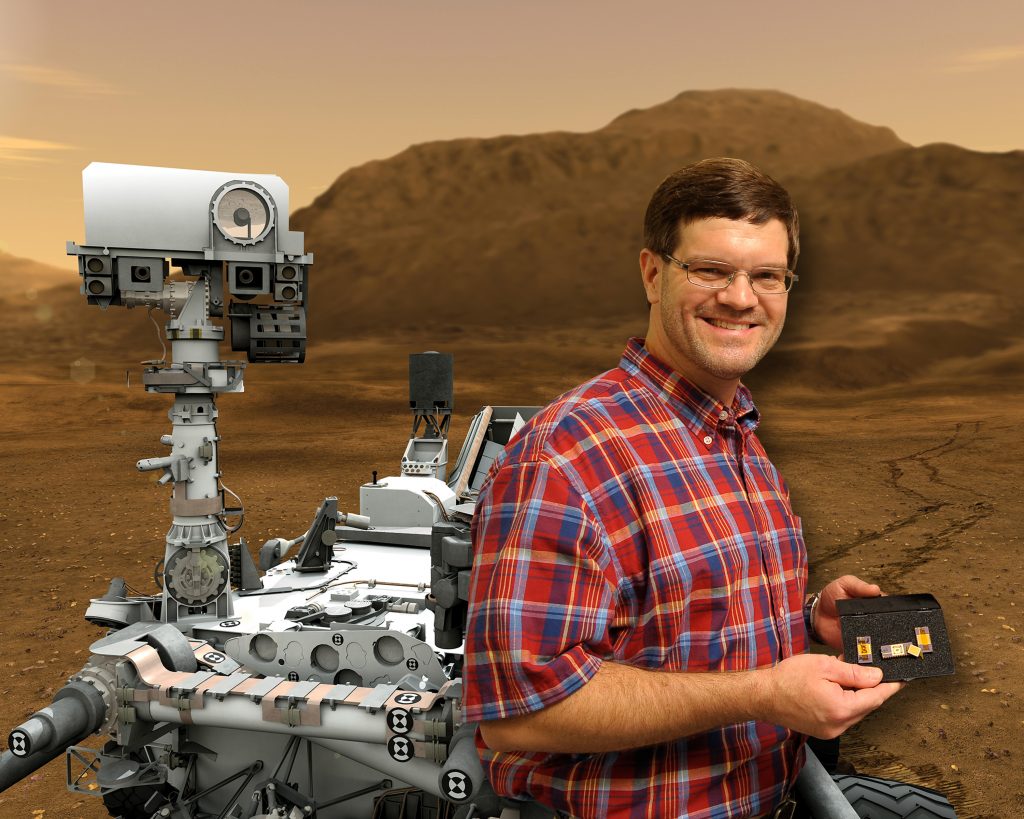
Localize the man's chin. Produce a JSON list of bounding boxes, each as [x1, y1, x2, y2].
[[696, 352, 766, 382]]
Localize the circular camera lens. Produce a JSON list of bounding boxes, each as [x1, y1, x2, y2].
[[281, 285, 297, 300], [87, 258, 104, 273], [87, 279, 105, 294], [280, 265, 297, 280], [238, 268, 254, 285]]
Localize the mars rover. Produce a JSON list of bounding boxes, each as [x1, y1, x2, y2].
[[0, 164, 957, 818]]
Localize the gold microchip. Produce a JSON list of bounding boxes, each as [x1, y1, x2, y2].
[[889, 643, 906, 657], [856, 636, 873, 664], [915, 627, 933, 653], [906, 644, 922, 658]]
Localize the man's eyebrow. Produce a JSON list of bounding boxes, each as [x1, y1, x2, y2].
[[686, 255, 790, 268]]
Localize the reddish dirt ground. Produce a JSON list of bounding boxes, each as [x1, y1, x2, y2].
[[1, 333, 1021, 818]]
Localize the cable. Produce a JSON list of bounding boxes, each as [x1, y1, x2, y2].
[[146, 306, 167, 365], [423, 491, 452, 522], [307, 577, 427, 601], [220, 482, 245, 534]]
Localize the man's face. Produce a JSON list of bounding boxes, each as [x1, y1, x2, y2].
[[640, 216, 790, 404]]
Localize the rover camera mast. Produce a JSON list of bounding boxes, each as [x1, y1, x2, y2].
[[67, 163, 312, 625]]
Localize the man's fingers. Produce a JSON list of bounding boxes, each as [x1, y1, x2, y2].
[[877, 680, 907, 699], [847, 679, 905, 712], [838, 574, 881, 597], [826, 658, 883, 690]]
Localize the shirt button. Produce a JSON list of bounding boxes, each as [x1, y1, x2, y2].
[[778, 605, 786, 619], [719, 410, 729, 420], [702, 435, 713, 445]]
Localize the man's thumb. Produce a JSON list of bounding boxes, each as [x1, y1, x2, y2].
[[830, 659, 883, 689]]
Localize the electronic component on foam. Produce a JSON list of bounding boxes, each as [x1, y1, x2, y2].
[[837, 594, 954, 681], [856, 635, 873, 664]]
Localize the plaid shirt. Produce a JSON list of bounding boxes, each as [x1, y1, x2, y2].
[[463, 338, 809, 818]]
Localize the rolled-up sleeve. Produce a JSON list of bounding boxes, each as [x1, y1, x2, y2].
[[462, 458, 619, 723]]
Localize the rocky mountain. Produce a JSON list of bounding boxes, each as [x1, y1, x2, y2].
[[791, 143, 1024, 295], [0, 251, 78, 304], [293, 89, 908, 334], [8, 89, 1022, 390]]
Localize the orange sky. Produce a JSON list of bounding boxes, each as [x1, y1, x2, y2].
[[1, 0, 1022, 270]]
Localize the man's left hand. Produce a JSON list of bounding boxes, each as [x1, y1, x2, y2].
[[813, 575, 882, 651]]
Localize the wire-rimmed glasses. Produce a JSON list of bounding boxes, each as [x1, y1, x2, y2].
[[662, 254, 798, 294]]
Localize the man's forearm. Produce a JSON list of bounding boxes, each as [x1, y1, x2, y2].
[[479, 660, 770, 754]]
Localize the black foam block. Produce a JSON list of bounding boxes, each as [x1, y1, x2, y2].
[[837, 593, 954, 682]]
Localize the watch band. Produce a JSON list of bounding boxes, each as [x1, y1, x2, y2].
[[803, 591, 823, 644]]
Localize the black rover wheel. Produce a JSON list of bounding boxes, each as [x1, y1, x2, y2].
[[831, 774, 958, 819], [101, 783, 178, 818]]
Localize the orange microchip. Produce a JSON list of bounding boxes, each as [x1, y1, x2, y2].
[[856, 636, 873, 664]]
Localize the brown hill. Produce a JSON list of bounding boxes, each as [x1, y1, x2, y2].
[[0, 251, 78, 303], [0, 251, 156, 372], [745, 143, 1024, 390], [293, 89, 906, 335], [790, 143, 1024, 295], [8, 90, 1022, 393]]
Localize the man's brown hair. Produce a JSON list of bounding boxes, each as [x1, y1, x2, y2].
[[643, 158, 800, 269]]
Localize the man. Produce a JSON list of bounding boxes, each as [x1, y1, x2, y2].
[[462, 158, 903, 818]]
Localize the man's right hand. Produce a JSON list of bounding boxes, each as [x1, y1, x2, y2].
[[764, 654, 904, 740]]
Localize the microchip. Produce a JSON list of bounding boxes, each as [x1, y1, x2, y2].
[[889, 642, 906, 658], [907, 644, 922, 658], [856, 635, 873, 664], [915, 626, 933, 653], [880, 644, 894, 659]]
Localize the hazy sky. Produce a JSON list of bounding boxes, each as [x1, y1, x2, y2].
[[2, 0, 1022, 269]]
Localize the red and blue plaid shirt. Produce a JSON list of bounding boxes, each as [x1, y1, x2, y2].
[[463, 338, 809, 818]]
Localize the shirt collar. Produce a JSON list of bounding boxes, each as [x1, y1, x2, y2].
[[620, 337, 761, 439]]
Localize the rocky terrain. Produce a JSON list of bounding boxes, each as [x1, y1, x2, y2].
[[1, 89, 1021, 817]]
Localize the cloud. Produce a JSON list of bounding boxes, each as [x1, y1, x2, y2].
[[0, 135, 75, 164], [945, 45, 1024, 73], [1, 63, 121, 95]]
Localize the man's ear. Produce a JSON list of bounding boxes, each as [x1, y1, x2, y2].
[[639, 249, 662, 306]]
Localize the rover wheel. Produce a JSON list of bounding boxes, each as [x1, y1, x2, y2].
[[831, 774, 958, 819]]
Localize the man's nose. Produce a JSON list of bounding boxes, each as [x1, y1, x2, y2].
[[716, 273, 759, 310]]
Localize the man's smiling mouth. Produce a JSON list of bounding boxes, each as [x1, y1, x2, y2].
[[702, 317, 758, 331]]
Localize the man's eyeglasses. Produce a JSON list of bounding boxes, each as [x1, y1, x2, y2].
[[661, 254, 798, 295]]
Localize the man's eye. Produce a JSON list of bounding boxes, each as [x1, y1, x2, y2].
[[692, 265, 730, 278], [752, 270, 785, 282]]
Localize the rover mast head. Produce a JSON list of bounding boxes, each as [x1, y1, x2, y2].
[[67, 162, 312, 363]]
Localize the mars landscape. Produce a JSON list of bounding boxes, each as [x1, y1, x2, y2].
[[0, 90, 1022, 817]]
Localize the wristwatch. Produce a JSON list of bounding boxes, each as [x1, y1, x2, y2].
[[803, 591, 823, 644]]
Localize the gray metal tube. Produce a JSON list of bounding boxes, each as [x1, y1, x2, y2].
[[0, 746, 66, 794], [137, 694, 388, 744], [1, 681, 106, 794], [795, 745, 859, 819], [316, 738, 444, 797], [339, 513, 371, 530], [438, 723, 484, 801]]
